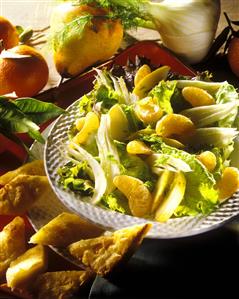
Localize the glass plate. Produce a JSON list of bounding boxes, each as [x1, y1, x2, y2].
[[29, 41, 239, 239], [43, 101, 239, 239]]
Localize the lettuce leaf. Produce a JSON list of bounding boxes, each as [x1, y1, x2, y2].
[[78, 94, 95, 115], [215, 82, 239, 127], [121, 104, 143, 132], [161, 144, 218, 215], [94, 84, 118, 113], [150, 80, 177, 114], [100, 190, 130, 214], [114, 140, 155, 183], [57, 161, 94, 196], [138, 133, 165, 152]]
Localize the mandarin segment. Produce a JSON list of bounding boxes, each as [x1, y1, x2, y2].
[[72, 111, 99, 144], [182, 86, 215, 107], [156, 113, 196, 142], [196, 151, 217, 172], [135, 96, 163, 124], [126, 140, 152, 155], [113, 175, 153, 217], [75, 117, 86, 131], [217, 167, 239, 202]]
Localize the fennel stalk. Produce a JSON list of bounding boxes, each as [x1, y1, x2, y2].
[[80, 0, 221, 64]]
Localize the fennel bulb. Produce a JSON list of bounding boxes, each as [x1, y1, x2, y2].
[[145, 0, 221, 63], [81, 0, 221, 64]]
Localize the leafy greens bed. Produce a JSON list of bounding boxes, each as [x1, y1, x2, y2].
[[57, 58, 239, 223]]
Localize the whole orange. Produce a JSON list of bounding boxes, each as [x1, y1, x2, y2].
[[0, 16, 19, 52], [227, 36, 239, 78], [0, 45, 49, 97]]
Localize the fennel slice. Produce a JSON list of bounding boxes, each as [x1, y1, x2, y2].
[[189, 127, 238, 147], [95, 114, 121, 194], [181, 102, 239, 128], [68, 143, 107, 205], [147, 153, 192, 173]]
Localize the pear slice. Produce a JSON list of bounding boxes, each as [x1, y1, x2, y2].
[[108, 104, 130, 141], [134, 64, 151, 86], [151, 170, 175, 213], [133, 65, 170, 99], [6, 245, 48, 290], [68, 223, 152, 276], [155, 171, 186, 222]]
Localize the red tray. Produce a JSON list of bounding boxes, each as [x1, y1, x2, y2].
[[0, 41, 195, 176], [0, 41, 196, 296]]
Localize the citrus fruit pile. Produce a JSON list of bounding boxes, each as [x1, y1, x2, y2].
[[0, 16, 49, 97]]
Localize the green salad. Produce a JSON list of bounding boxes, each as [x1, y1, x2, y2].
[[57, 58, 239, 222]]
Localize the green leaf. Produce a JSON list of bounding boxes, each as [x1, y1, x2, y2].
[[14, 98, 65, 124], [121, 104, 143, 132], [78, 94, 94, 115], [18, 27, 33, 43], [160, 144, 218, 215], [95, 84, 118, 112], [0, 96, 64, 145], [80, 0, 149, 29], [100, 190, 129, 213], [215, 83, 239, 127], [58, 161, 94, 196], [138, 133, 163, 152], [0, 97, 40, 135], [115, 140, 154, 183], [150, 80, 177, 114]]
